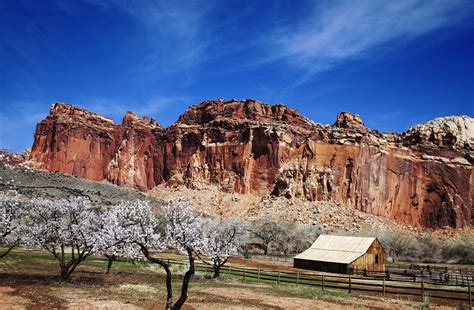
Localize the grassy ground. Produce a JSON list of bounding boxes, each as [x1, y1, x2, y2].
[[0, 247, 458, 309]]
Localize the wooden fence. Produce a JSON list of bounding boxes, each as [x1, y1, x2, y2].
[[389, 262, 474, 275], [250, 255, 474, 287], [163, 258, 472, 307]]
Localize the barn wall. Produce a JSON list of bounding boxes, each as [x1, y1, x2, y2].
[[350, 239, 386, 272], [294, 259, 348, 273]]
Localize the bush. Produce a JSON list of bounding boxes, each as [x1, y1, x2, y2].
[[440, 234, 474, 264], [378, 231, 420, 260]]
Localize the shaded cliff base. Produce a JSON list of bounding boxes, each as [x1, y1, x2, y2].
[[149, 184, 472, 240]]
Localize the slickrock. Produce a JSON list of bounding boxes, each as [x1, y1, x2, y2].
[[29, 100, 474, 228]]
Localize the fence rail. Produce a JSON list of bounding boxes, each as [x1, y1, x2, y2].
[[161, 258, 472, 306]]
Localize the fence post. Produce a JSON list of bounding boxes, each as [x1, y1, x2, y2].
[[277, 271, 281, 285], [257, 269, 260, 283], [382, 278, 385, 297], [296, 272, 299, 286], [167, 258, 170, 266], [349, 276, 352, 293], [421, 279, 424, 302], [243, 269, 246, 281], [322, 274, 325, 291], [469, 280, 472, 309]]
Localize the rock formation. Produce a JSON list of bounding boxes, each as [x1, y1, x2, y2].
[[29, 100, 474, 228]]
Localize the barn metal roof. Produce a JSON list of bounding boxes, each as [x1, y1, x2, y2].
[[294, 235, 376, 264]]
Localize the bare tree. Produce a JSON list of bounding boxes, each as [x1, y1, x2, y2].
[[250, 218, 285, 255], [273, 223, 318, 256], [441, 234, 474, 264], [379, 231, 420, 259]]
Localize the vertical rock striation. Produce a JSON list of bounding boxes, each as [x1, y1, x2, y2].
[[30, 100, 474, 228]]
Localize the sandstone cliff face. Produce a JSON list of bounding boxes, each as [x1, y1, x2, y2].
[[30, 104, 164, 190], [162, 99, 315, 194], [272, 140, 472, 228], [30, 100, 474, 228]]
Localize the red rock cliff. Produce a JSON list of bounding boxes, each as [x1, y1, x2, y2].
[[30, 100, 474, 228]]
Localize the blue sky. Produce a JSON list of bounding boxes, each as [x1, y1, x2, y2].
[[1, 0, 473, 152]]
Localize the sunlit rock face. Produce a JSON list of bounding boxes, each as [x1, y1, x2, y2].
[[30, 103, 164, 190], [402, 115, 474, 150], [30, 100, 473, 228]]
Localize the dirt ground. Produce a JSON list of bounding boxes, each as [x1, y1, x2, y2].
[[0, 280, 459, 310], [190, 285, 422, 310], [0, 281, 433, 310]]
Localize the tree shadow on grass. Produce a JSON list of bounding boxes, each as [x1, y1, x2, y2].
[[0, 272, 106, 286]]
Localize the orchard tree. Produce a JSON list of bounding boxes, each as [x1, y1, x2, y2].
[[110, 199, 204, 310], [274, 224, 319, 256], [198, 218, 244, 278], [23, 196, 103, 280], [159, 200, 205, 309], [251, 218, 285, 255], [0, 191, 27, 258], [94, 206, 141, 274]]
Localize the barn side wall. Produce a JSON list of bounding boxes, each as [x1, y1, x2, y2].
[[350, 240, 386, 272], [294, 259, 348, 274]]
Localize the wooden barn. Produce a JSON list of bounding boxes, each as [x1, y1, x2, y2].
[[293, 235, 386, 274]]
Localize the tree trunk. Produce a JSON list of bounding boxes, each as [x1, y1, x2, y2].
[[213, 265, 220, 278], [164, 265, 173, 310], [105, 255, 115, 274], [171, 247, 195, 310], [0, 243, 16, 259], [140, 244, 173, 310], [60, 266, 69, 280], [212, 257, 227, 279]]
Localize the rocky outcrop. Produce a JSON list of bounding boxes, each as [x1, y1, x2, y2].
[[403, 115, 474, 150], [29, 100, 474, 228], [334, 112, 368, 132]]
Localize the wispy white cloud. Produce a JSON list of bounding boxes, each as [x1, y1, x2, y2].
[[266, 0, 473, 84]]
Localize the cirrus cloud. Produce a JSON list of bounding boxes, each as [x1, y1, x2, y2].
[[266, 0, 473, 83]]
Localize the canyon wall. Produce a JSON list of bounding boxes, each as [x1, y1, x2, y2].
[[30, 100, 474, 228]]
